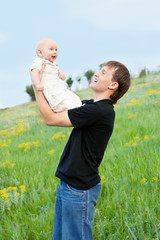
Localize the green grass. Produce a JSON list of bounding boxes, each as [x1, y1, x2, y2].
[[0, 73, 160, 240]]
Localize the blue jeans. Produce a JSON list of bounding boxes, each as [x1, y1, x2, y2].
[[53, 180, 101, 240]]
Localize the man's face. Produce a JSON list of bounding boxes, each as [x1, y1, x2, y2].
[[90, 66, 116, 93]]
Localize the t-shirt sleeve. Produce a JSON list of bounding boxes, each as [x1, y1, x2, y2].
[[30, 58, 43, 71], [68, 102, 101, 128]]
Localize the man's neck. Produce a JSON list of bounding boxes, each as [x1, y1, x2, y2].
[[93, 92, 111, 102]]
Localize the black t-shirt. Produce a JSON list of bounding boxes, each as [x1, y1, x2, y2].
[[55, 99, 115, 190]]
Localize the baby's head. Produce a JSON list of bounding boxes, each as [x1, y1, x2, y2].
[[36, 38, 58, 62]]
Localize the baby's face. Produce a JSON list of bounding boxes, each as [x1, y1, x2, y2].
[[40, 40, 58, 62]]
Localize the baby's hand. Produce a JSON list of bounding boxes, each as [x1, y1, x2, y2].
[[58, 69, 66, 80], [36, 84, 44, 91]]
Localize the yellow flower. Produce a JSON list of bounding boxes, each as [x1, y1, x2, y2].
[[61, 135, 66, 141], [126, 99, 142, 106], [134, 136, 140, 140], [48, 150, 55, 155], [101, 176, 106, 184], [12, 187, 18, 191], [128, 114, 135, 120], [24, 142, 31, 152], [144, 135, 149, 140], [152, 177, 158, 182], [19, 185, 26, 193], [15, 192, 20, 197], [1, 192, 10, 199], [0, 188, 7, 194], [151, 136, 155, 139], [146, 90, 157, 96], [141, 178, 147, 184], [32, 141, 40, 147], [18, 143, 25, 148], [131, 142, 137, 147]]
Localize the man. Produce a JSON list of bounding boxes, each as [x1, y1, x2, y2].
[[30, 61, 131, 240]]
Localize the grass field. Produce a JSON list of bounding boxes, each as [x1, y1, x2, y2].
[[0, 73, 160, 240]]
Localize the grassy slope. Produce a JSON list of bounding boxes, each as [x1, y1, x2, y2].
[[0, 74, 160, 239]]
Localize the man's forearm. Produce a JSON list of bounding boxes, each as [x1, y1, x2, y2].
[[30, 71, 72, 127]]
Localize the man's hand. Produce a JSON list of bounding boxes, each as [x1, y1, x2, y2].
[[36, 83, 44, 91], [30, 68, 72, 127]]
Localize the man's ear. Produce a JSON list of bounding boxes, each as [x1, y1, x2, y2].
[[37, 49, 43, 57], [108, 82, 119, 90]]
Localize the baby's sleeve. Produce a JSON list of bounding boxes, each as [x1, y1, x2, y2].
[[30, 58, 43, 71]]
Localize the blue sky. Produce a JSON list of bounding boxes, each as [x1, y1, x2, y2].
[[0, 0, 160, 108]]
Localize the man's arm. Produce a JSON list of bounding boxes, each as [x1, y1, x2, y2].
[[30, 69, 72, 127]]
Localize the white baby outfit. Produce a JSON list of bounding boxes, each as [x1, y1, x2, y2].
[[31, 57, 82, 112]]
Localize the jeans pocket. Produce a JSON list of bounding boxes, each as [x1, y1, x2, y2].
[[66, 184, 84, 195]]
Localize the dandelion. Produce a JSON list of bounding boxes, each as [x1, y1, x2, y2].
[[0, 190, 10, 199], [48, 150, 55, 155], [32, 141, 40, 147], [126, 99, 143, 107], [2, 160, 14, 168], [19, 185, 26, 193], [151, 136, 156, 139], [18, 143, 25, 149], [146, 90, 157, 96], [131, 142, 138, 147], [144, 135, 149, 140], [141, 178, 147, 184], [15, 193, 20, 197], [128, 114, 135, 120], [24, 142, 31, 152], [52, 132, 67, 141], [101, 176, 106, 184], [18, 141, 40, 152], [134, 136, 140, 140], [0, 188, 7, 195], [152, 177, 158, 182], [61, 135, 66, 141]]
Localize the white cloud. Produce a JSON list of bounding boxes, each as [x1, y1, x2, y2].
[[61, 0, 160, 31]]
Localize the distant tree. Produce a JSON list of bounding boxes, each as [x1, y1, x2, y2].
[[25, 85, 35, 101], [76, 76, 81, 83], [66, 77, 73, 89], [139, 68, 148, 78], [84, 70, 95, 85], [74, 76, 82, 90], [99, 63, 106, 69]]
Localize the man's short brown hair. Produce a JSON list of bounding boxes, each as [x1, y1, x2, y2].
[[105, 61, 131, 104]]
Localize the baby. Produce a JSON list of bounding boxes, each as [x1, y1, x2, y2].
[[30, 38, 82, 112]]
